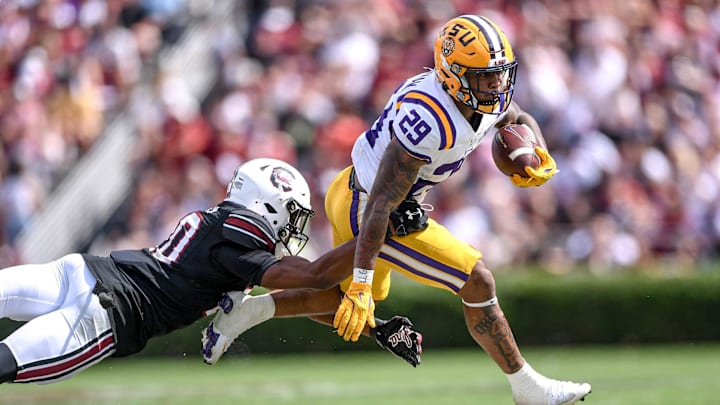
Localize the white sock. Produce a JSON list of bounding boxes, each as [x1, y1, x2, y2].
[[506, 361, 547, 393], [214, 293, 275, 338]]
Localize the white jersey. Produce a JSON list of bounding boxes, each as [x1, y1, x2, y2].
[[352, 71, 504, 202]]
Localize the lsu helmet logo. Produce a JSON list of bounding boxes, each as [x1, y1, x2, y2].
[[489, 57, 509, 68], [271, 166, 295, 192], [442, 37, 455, 57]]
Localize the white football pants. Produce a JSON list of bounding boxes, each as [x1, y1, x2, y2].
[[0, 253, 116, 384]]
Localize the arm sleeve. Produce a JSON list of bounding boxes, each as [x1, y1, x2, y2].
[[212, 247, 279, 286]]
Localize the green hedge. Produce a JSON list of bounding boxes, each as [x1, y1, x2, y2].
[[2, 272, 719, 357], [493, 272, 720, 345]]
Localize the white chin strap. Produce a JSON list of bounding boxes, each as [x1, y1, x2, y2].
[[462, 297, 498, 308]]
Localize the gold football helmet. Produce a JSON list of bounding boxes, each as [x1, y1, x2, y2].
[[434, 15, 517, 114]]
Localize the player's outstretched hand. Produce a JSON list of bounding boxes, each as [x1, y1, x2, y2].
[[373, 316, 423, 367], [333, 280, 376, 342]]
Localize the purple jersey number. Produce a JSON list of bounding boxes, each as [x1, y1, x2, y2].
[[398, 110, 431, 145]]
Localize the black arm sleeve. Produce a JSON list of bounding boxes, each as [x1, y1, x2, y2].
[[212, 247, 279, 287]]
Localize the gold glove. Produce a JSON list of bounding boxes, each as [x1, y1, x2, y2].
[[333, 269, 376, 342], [511, 146, 558, 187]]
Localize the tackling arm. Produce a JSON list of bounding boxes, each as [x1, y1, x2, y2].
[[311, 313, 423, 368], [227, 286, 424, 367], [260, 239, 356, 290]]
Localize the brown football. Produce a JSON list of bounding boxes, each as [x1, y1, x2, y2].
[[492, 124, 541, 177]]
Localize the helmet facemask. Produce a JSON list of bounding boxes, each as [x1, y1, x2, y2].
[[275, 199, 313, 257], [460, 62, 517, 114]]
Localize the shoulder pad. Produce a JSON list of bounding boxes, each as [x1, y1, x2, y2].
[[222, 208, 277, 252]]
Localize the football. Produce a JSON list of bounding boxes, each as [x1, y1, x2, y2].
[[491, 123, 541, 177]]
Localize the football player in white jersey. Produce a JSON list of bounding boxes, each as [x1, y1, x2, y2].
[[202, 15, 590, 405]]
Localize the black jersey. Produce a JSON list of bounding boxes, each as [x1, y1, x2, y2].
[[83, 201, 279, 357]]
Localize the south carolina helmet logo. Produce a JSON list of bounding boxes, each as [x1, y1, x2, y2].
[[270, 167, 295, 192]]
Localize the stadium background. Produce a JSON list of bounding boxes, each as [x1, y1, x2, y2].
[[0, 0, 719, 352]]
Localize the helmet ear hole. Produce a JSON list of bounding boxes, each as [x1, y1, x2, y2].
[[264, 203, 278, 214]]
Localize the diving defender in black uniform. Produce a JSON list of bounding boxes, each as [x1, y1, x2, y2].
[[0, 158, 421, 384]]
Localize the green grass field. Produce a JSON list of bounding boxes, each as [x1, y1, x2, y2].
[[2, 343, 719, 404]]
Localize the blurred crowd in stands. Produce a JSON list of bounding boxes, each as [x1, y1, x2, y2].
[[1, 0, 718, 275]]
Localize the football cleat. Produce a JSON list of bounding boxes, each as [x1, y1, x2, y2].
[[201, 322, 231, 365], [513, 378, 592, 405], [201, 290, 247, 365]]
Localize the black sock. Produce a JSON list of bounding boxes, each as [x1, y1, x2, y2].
[[0, 343, 18, 383]]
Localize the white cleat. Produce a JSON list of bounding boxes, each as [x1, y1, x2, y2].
[[543, 379, 591, 405], [200, 290, 275, 365], [513, 378, 592, 405], [200, 322, 231, 365], [508, 362, 591, 405], [201, 290, 247, 365]]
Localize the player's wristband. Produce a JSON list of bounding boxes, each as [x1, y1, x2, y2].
[[352, 268, 374, 284]]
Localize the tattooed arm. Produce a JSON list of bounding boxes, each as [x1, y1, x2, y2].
[[333, 137, 425, 342], [354, 138, 426, 270]]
